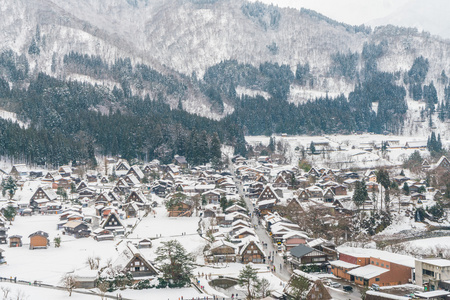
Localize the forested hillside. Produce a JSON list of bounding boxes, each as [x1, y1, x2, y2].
[[0, 0, 449, 166]]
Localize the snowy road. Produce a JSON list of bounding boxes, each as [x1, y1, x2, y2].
[[231, 162, 292, 282]]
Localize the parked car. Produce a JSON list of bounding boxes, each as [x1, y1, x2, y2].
[[330, 282, 341, 288], [371, 283, 380, 291], [343, 285, 353, 292]]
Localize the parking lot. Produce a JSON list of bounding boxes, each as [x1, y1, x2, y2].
[[321, 277, 363, 300]]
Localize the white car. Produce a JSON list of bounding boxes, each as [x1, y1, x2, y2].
[[330, 282, 341, 288]]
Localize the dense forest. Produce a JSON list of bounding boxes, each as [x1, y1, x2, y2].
[[0, 41, 446, 167], [0, 71, 245, 167]]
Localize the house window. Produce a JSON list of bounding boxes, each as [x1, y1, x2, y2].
[[247, 250, 252, 254], [376, 262, 379, 266], [381, 264, 384, 267], [312, 257, 326, 262], [386, 265, 389, 268], [253, 250, 258, 254], [375, 278, 380, 282], [371, 261, 374, 264]]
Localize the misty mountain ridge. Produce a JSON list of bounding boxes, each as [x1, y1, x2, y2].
[[0, 0, 449, 139]]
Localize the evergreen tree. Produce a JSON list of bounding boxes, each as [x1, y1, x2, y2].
[[28, 37, 40, 55], [2, 176, 17, 200], [352, 179, 368, 208], [3, 205, 16, 225], [210, 133, 222, 164], [310, 141, 316, 154], [403, 182, 410, 195], [238, 264, 260, 300], [155, 240, 194, 287]]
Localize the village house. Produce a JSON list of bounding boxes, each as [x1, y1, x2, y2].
[[100, 212, 125, 235], [289, 244, 330, 272], [58, 166, 72, 177], [0, 227, 7, 244], [283, 232, 308, 251], [112, 242, 158, 279], [167, 201, 192, 217], [135, 238, 152, 249], [115, 160, 131, 172], [337, 247, 414, 287], [284, 270, 332, 300], [29, 231, 49, 250], [205, 240, 237, 263], [415, 258, 450, 291], [29, 187, 58, 210], [10, 164, 29, 178], [239, 240, 265, 264], [127, 166, 145, 181], [63, 220, 90, 238], [0, 248, 5, 264], [9, 235, 22, 247], [92, 229, 114, 241]]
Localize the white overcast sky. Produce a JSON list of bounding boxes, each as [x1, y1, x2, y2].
[[249, 0, 450, 39], [249, 0, 410, 25]]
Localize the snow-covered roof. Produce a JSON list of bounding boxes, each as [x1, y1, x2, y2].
[[414, 291, 450, 299], [282, 231, 308, 240], [366, 291, 410, 300], [418, 258, 450, 267], [347, 264, 389, 279], [337, 247, 415, 268], [329, 260, 359, 269], [293, 269, 319, 282]]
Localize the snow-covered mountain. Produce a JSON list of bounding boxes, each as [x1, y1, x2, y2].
[[368, 0, 450, 40], [0, 0, 450, 132]]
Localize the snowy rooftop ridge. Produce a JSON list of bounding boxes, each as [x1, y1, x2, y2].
[[337, 246, 415, 268], [418, 258, 450, 267]]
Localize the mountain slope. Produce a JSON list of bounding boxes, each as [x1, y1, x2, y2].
[[0, 0, 449, 137]]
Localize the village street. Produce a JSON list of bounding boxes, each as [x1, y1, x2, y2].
[[230, 161, 292, 282]]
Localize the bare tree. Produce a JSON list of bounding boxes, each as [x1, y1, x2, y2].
[[13, 290, 27, 300], [61, 273, 76, 297], [257, 278, 272, 298], [97, 281, 109, 300], [1, 286, 11, 299], [86, 256, 100, 270]]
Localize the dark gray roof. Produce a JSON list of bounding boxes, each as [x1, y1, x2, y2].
[[28, 231, 49, 238], [290, 244, 315, 258]]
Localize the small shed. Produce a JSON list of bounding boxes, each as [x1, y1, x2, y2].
[[73, 270, 98, 288], [136, 238, 152, 249], [29, 231, 49, 250], [0, 248, 5, 264], [9, 235, 22, 247], [21, 208, 32, 216]]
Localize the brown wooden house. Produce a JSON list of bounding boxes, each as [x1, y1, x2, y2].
[[9, 235, 22, 247], [284, 270, 332, 300], [113, 243, 158, 279], [168, 202, 192, 217], [257, 185, 279, 203], [29, 231, 49, 250], [205, 240, 237, 263], [127, 166, 145, 181], [101, 212, 125, 235], [239, 240, 265, 264]]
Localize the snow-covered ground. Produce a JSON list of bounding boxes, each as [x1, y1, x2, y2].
[[246, 133, 435, 169], [0, 204, 209, 299], [0, 109, 28, 128]]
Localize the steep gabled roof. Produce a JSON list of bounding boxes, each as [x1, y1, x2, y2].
[[28, 231, 49, 238]]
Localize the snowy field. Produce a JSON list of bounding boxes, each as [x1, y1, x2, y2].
[[0, 208, 208, 299], [246, 133, 436, 169]]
